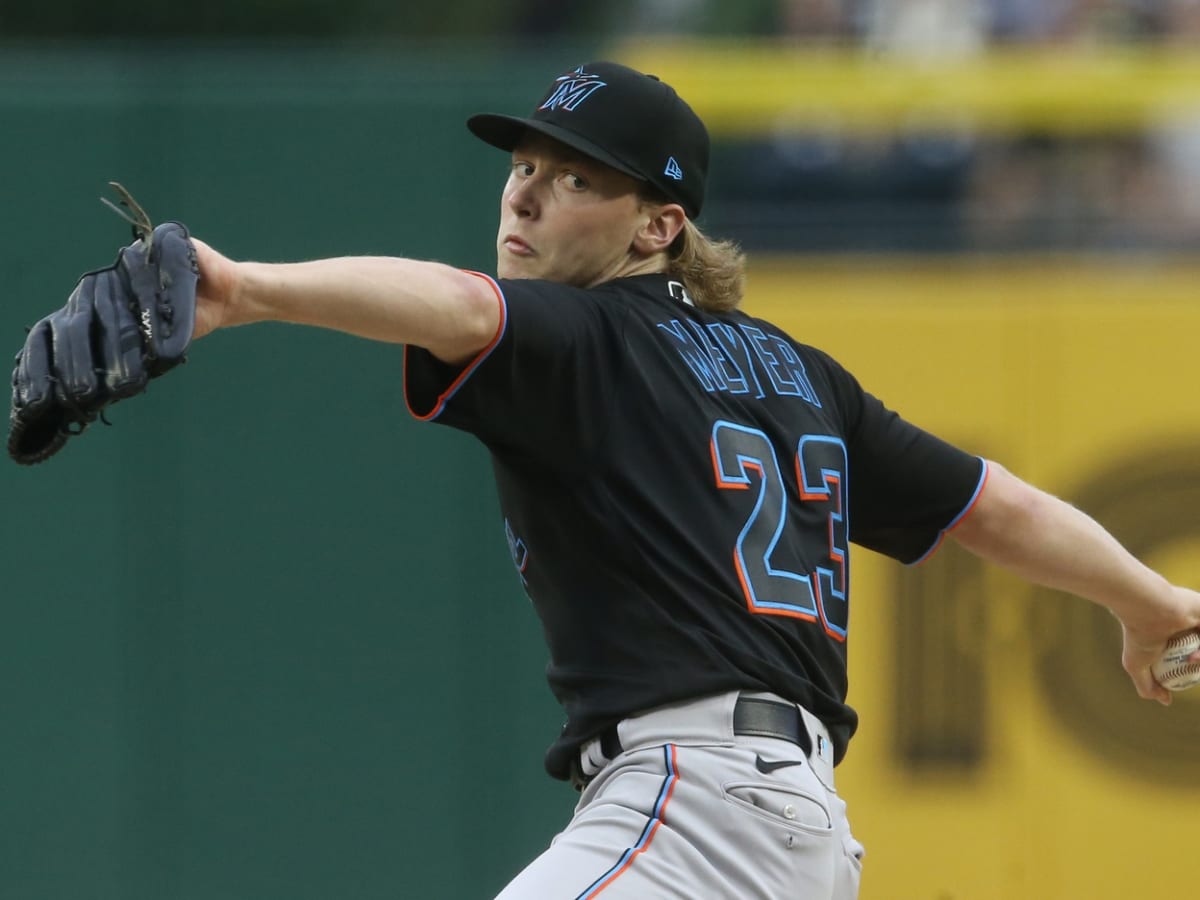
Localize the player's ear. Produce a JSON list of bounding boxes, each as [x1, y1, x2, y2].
[[632, 202, 686, 257]]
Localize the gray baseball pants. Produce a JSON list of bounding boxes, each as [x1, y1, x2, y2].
[[495, 691, 864, 899]]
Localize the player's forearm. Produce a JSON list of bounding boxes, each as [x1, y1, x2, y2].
[[230, 256, 500, 362], [950, 461, 1170, 621]]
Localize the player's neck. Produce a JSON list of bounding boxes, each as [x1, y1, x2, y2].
[[586, 250, 668, 288]]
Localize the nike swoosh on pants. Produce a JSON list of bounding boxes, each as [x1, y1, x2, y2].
[[754, 754, 804, 774]]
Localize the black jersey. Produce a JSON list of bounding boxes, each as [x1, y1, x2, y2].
[[404, 272, 986, 781]]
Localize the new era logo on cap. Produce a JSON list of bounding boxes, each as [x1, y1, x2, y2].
[[539, 67, 607, 112], [664, 157, 683, 181]]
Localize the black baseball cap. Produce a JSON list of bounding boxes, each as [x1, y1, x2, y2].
[[467, 61, 709, 218]]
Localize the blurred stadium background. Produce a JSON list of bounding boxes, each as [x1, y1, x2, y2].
[[2, 2, 1198, 898]]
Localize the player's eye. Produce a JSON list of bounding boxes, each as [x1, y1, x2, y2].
[[512, 161, 534, 178], [564, 172, 587, 191]]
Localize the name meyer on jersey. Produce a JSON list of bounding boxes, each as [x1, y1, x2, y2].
[[656, 318, 821, 405]]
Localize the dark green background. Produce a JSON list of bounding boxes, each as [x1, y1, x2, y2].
[[0, 44, 605, 900]]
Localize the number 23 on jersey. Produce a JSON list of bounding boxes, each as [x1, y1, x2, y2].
[[710, 421, 849, 641]]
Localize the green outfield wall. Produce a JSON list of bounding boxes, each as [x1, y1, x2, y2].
[[0, 45, 579, 900]]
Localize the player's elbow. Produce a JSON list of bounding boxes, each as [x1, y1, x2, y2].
[[950, 460, 1042, 557], [427, 269, 503, 365]]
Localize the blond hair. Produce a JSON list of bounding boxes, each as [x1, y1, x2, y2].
[[665, 219, 746, 313], [637, 186, 746, 312]]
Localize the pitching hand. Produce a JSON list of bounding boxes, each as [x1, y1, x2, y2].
[[1118, 585, 1200, 706]]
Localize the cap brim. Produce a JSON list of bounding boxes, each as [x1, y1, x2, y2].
[[467, 113, 647, 184]]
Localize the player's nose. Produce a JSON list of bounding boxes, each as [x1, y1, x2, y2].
[[505, 178, 540, 220]]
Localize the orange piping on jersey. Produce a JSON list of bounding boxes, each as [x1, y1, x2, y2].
[[813, 573, 848, 643], [913, 458, 992, 567], [736, 553, 820, 622], [826, 474, 846, 591], [798, 467, 848, 597], [402, 270, 508, 422], [710, 436, 750, 490], [722, 458, 821, 621]]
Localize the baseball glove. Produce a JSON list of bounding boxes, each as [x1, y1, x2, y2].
[[8, 184, 198, 465]]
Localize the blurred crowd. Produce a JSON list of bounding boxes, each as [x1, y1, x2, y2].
[[9, 0, 1200, 42], [709, 127, 1200, 254], [627, 0, 1200, 254], [6, 0, 1197, 254], [610, 0, 1200, 47], [515, 0, 1200, 254]]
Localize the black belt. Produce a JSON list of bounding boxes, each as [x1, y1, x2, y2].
[[578, 695, 814, 788], [731, 696, 814, 756]]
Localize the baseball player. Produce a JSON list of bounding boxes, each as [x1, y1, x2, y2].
[[184, 62, 1200, 899]]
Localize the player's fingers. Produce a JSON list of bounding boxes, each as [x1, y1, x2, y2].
[[1123, 638, 1171, 705], [1132, 668, 1172, 706]]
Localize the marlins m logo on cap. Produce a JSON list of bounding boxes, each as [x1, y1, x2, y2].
[[539, 66, 607, 112]]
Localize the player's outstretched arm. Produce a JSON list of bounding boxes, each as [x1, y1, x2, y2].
[[950, 460, 1200, 705], [190, 239, 500, 364]]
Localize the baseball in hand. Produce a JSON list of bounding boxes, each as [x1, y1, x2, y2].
[[1151, 630, 1200, 692]]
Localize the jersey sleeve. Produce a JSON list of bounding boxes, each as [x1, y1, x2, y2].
[[403, 273, 623, 466], [811, 349, 987, 565]]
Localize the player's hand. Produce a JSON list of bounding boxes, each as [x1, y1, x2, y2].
[[191, 238, 242, 340], [1117, 585, 1200, 706]]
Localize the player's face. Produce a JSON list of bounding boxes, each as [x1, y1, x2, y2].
[[497, 134, 657, 286]]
